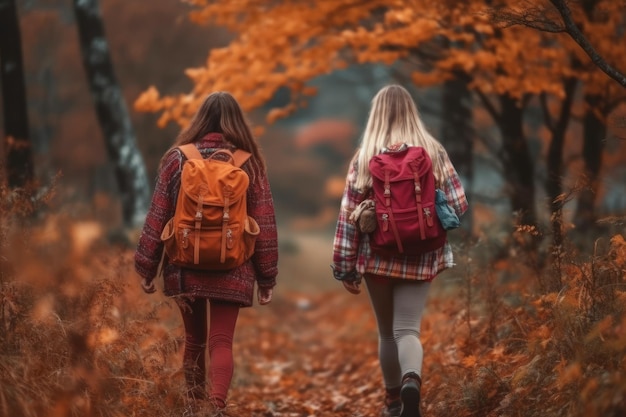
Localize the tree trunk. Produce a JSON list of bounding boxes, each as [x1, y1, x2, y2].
[[574, 94, 605, 232], [544, 77, 578, 247], [499, 95, 537, 226], [0, 0, 34, 188], [72, 0, 150, 228], [441, 72, 474, 234], [474, 24, 537, 228], [572, 1, 608, 233]]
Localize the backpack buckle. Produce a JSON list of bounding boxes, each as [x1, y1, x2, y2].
[[382, 213, 389, 232], [181, 228, 189, 248]]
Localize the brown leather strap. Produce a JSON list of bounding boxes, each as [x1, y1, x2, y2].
[[384, 170, 391, 207], [194, 206, 202, 265], [221, 195, 231, 264], [232, 150, 252, 167], [179, 143, 203, 160], [416, 203, 426, 240], [412, 171, 422, 203], [156, 247, 166, 278], [194, 227, 200, 264], [382, 169, 403, 252], [220, 223, 228, 264], [410, 162, 426, 240], [387, 209, 404, 253]]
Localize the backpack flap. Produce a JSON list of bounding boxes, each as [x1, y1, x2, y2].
[[181, 159, 249, 213]]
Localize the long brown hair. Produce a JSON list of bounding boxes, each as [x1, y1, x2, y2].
[[160, 92, 266, 177]]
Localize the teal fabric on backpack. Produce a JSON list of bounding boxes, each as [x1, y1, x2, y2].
[[435, 189, 460, 230]]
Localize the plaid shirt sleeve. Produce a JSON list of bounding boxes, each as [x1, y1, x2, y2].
[[134, 150, 182, 281], [332, 162, 364, 281], [440, 152, 469, 217], [247, 170, 279, 288]]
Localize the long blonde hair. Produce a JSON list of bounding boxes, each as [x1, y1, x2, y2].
[[354, 85, 446, 192]]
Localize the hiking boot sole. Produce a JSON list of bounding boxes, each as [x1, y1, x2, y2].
[[399, 381, 421, 417]]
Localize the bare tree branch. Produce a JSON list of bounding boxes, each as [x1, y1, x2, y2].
[[550, 0, 626, 88], [489, 0, 626, 88], [475, 88, 502, 124], [489, 2, 565, 32]]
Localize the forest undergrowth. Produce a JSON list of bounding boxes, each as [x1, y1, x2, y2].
[[1, 184, 625, 417]]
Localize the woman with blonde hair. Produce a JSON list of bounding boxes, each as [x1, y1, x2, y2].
[[332, 84, 468, 417], [135, 92, 278, 414]]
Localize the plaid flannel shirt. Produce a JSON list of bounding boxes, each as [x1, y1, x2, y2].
[[332, 150, 468, 282]]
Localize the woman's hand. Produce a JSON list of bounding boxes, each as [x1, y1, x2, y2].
[[141, 277, 156, 294], [342, 280, 361, 295], [258, 287, 273, 305]]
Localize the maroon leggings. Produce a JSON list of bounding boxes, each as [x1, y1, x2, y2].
[[178, 298, 239, 406]]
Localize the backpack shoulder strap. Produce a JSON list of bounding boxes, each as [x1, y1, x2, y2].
[[178, 144, 203, 160], [179, 144, 251, 167], [232, 150, 252, 168]]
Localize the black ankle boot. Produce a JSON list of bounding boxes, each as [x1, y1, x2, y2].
[[399, 372, 422, 417], [381, 386, 402, 417]]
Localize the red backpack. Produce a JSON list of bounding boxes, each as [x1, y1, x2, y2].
[[368, 145, 446, 256]]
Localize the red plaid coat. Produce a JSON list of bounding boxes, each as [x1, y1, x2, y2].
[[134, 134, 278, 306], [332, 149, 468, 282]]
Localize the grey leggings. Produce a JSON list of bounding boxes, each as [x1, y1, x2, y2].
[[364, 275, 431, 389]]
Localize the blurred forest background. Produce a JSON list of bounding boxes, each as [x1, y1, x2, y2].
[[2, 0, 626, 416], [2, 0, 625, 237]]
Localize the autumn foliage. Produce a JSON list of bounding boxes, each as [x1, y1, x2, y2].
[[135, 0, 626, 126], [2, 175, 625, 416], [133, 0, 626, 233]]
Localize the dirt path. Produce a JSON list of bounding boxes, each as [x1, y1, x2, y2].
[[274, 230, 339, 295], [194, 230, 460, 416], [231, 289, 382, 416], [224, 230, 386, 416]]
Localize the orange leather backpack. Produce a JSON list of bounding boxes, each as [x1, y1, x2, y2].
[[161, 144, 259, 270]]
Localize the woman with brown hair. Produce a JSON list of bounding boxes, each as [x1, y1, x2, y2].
[[135, 92, 278, 414]]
